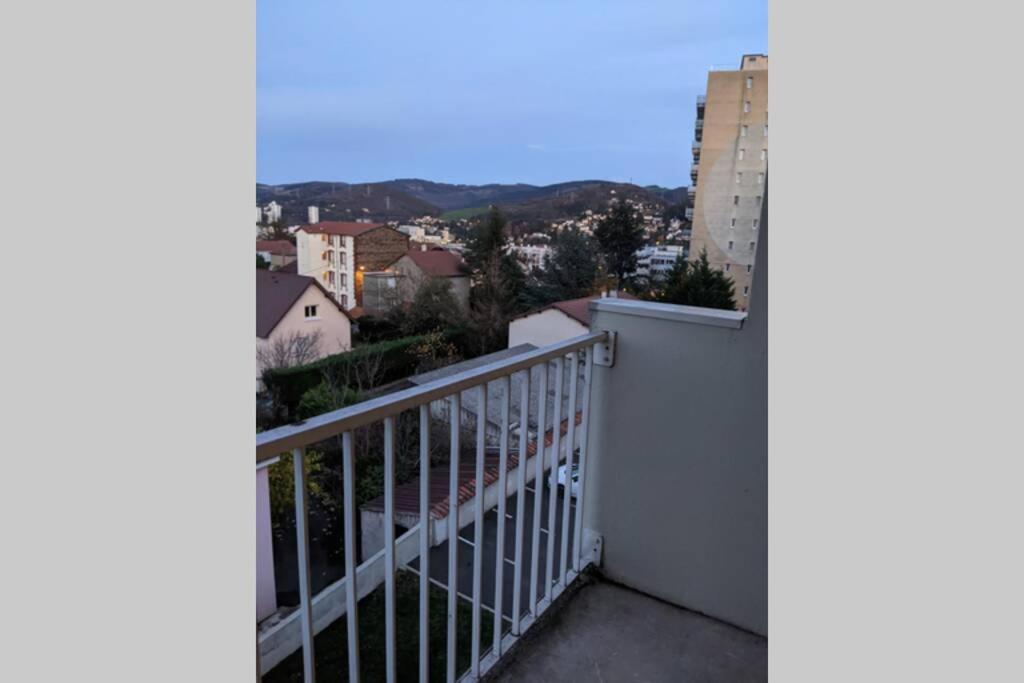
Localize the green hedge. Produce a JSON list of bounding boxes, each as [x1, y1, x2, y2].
[[262, 335, 428, 418]]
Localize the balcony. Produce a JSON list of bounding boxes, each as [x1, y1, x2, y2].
[[696, 94, 706, 116], [690, 165, 699, 182], [256, 214, 768, 681], [687, 185, 696, 200]]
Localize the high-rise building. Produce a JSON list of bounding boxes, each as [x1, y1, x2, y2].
[[688, 54, 767, 311]]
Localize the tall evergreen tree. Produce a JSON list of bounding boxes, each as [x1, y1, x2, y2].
[[659, 248, 737, 311], [593, 200, 645, 285], [525, 226, 599, 306], [464, 207, 526, 353]]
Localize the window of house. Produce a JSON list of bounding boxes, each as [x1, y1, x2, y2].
[[340, 273, 348, 287], [744, 100, 751, 113], [749, 241, 756, 250], [734, 195, 740, 205], [340, 294, 348, 307], [763, 124, 768, 136], [753, 218, 759, 230], [741, 125, 748, 137], [736, 172, 742, 184], [756, 195, 762, 204], [731, 218, 736, 228], [758, 172, 764, 184], [761, 149, 767, 161], [747, 264, 753, 273], [738, 148, 745, 160], [743, 286, 749, 296], [322, 251, 327, 261], [746, 76, 753, 89], [339, 251, 347, 264], [725, 263, 731, 271], [304, 305, 318, 319], [328, 271, 335, 285], [728, 240, 734, 250]]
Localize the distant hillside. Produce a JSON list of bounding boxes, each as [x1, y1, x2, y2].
[[257, 178, 688, 227]]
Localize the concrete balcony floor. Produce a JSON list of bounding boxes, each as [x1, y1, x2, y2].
[[488, 578, 767, 682]]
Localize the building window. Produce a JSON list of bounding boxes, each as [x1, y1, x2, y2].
[[753, 218, 759, 230], [741, 125, 748, 137], [746, 76, 753, 89], [763, 124, 768, 136], [734, 195, 740, 205], [744, 100, 751, 113], [304, 305, 318, 319], [761, 149, 767, 161], [339, 250, 347, 264], [736, 172, 742, 184], [725, 263, 731, 272], [749, 241, 756, 250], [756, 195, 762, 204], [743, 286, 749, 296], [728, 240, 734, 250], [731, 218, 736, 228], [758, 172, 764, 185], [738, 148, 745, 160], [328, 271, 335, 285], [747, 264, 752, 273], [340, 294, 348, 307], [322, 251, 327, 261], [340, 273, 348, 287]]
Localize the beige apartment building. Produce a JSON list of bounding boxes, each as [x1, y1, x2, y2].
[[689, 54, 767, 311]]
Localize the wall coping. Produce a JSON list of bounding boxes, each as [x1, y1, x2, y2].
[[590, 298, 747, 329]]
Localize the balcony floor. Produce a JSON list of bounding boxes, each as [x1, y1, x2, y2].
[[489, 578, 767, 682]]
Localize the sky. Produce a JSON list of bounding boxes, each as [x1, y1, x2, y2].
[[257, 1, 766, 188]]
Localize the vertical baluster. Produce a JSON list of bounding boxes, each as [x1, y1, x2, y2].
[[493, 375, 511, 655], [559, 352, 579, 584], [418, 406, 430, 683], [384, 417, 397, 683], [342, 432, 360, 683], [545, 357, 564, 601], [293, 447, 316, 682], [446, 393, 461, 683], [529, 363, 547, 613], [471, 384, 487, 677], [572, 350, 594, 571], [511, 369, 530, 634]]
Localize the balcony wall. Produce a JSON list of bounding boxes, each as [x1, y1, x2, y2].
[[582, 196, 767, 635]]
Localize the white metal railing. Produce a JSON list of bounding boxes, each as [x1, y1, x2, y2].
[[256, 331, 607, 682]]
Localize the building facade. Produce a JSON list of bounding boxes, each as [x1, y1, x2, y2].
[[295, 221, 409, 310], [688, 54, 767, 310], [634, 245, 686, 281]]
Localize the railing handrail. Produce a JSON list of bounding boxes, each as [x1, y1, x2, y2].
[[256, 331, 608, 463]]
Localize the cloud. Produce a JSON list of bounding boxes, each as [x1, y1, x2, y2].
[[527, 143, 546, 152]]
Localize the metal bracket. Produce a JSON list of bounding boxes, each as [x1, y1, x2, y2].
[[593, 331, 616, 367]]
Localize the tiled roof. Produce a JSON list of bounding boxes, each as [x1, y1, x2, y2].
[[296, 221, 388, 237], [256, 269, 348, 338], [397, 248, 466, 278], [361, 411, 582, 520], [256, 240, 296, 256], [519, 292, 639, 326]]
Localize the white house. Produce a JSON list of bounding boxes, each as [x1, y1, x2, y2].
[[508, 292, 637, 348]]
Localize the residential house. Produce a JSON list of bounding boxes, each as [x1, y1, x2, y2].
[[389, 246, 470, 311], [256, 240, 297, 270], [295, 221, 409, 311], [508, 292, 638, 348]]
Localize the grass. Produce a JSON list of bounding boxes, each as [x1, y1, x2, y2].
[[264, 570, 495, 682], [440, 206, 490, 221]]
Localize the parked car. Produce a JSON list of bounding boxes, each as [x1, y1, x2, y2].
[[553, 463, 580, 498]]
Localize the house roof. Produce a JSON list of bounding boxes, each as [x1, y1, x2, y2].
[[256, 240, 296, 256], [361, 411, 582, 520], [276, 261, 298, 274], [256, 269, 348, 338], [393, 247, 466, 278], [518, 292, 640, 327], [296, 221, 388, 237]]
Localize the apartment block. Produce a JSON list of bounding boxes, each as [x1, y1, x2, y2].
[[689, 54, 767, 311], [295, 221, 409, 310]]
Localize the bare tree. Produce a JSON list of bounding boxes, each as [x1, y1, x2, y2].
[[257, 329, 324, 372]]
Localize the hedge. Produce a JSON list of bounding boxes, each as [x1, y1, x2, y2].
[[262, 335, 429, 419]]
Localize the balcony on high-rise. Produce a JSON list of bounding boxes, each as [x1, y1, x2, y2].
[[255, 200, 768, 682]]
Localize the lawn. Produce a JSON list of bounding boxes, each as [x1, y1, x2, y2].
[[264, 570, 495, 682]]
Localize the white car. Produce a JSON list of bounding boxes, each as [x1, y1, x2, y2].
[[551, 463, 580, 498]]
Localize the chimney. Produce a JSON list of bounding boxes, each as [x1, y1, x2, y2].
[[307, 206, 319, 224]]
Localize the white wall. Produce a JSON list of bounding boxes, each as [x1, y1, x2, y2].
[[508, 309, 587, 348], [256, 284, 351, 377]]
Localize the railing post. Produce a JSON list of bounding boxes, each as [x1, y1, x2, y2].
[[493, 375, 511, 655], [383, 416, 397, 683], [471, 385, 487, 677], [573, 351, 594, 572], [342, 431, 360, 683], [560, 352, 578, 584], [293, 447, 316, 682], [418, 406, 430, 683], [446, 393, 461, 683], [545, 357, 564, 601], [511, 369, 530, 635], [530, 363, 548, 614]]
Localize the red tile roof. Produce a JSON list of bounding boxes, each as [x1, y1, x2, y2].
[[517, 292, 639, 327], [395, 247, 466, 278], [296, 221, 388, 237], [362, 412, 582, 520], [256, 240, 296, 256]]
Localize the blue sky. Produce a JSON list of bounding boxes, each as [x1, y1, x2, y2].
[[257, 1, 766, 188]]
